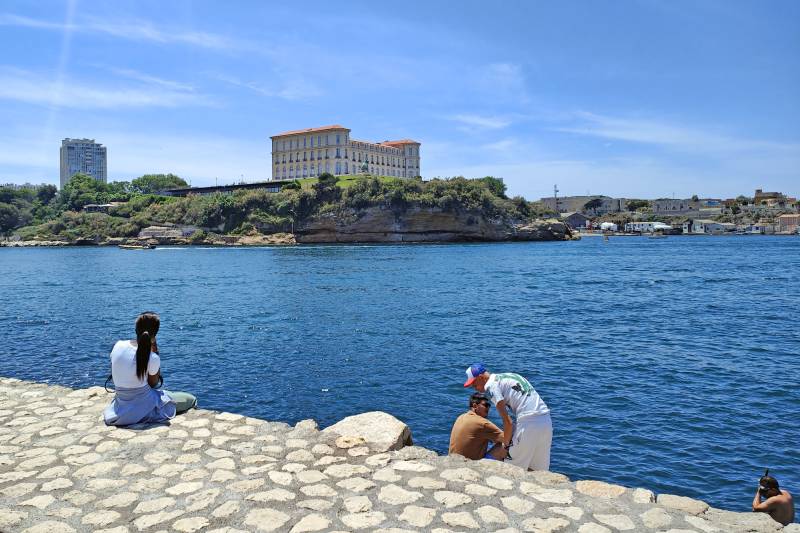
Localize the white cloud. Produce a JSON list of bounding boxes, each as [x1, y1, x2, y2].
[[109, 67, 196, 92], [557, 111, 800, 155], [0, 67, 214, 109], [448, 114, 511, 130], [214, 74, 322, 101], [0, 12, 236, 50]]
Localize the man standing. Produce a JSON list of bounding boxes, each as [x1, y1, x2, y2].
[[752, 472, 794, 526], [449, 393, 506, 460], [464, 363, 552, 471]]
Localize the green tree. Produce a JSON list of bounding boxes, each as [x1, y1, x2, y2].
[[0, 202, 20, 232], [130, 174, 188, 194], [281, 180, 301, 191], [691, 194, 699, 202], [57, 173, 110, 211], [312, 173, 341, 203], [479, 176, 507, 198], [36, 184, 57, 205], [584, 198, 604, 212], [626, 199, 650, 211]]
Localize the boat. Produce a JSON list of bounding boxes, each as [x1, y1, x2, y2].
[[648, 232, 667, 239], [119, 243, 155, 250]]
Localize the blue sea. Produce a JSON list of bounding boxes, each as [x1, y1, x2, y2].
[[1, 236, 798, 514]]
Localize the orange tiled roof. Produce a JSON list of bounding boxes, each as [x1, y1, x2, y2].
[[271, 125, 350, 138], [381, 139, 419, 146]]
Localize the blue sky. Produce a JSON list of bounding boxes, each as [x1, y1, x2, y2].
[[0, 0, 798, 200]]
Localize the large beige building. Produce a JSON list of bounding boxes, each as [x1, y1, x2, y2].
[[270, 125, 420, 181]]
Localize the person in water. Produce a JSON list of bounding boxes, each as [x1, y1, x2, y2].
[[464, 363, 552, 471], [752, 471, 794, 526], [449, 392, 507, 460], [103, 312, 195, 426]]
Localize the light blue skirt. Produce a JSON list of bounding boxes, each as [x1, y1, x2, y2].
[[103, 385, 177, 426]]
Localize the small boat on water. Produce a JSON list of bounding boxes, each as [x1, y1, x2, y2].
[[648, 232, 667, 239], [119, 243, 155, 250]]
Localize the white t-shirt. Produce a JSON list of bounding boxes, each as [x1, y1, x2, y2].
[[110, 340, 160, 388], [484, 372, 549, 419]]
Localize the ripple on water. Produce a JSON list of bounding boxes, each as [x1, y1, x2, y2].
[[0, 236, 798, 514]]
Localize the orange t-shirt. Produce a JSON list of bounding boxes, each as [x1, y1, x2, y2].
[[448, 411, 504, 460]]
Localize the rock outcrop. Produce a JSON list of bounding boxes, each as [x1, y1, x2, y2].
[[322, 411, 413, 452], [296, 206, 570, 243]]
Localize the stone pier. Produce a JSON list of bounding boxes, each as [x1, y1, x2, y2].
[[0, 378, 796, 532]]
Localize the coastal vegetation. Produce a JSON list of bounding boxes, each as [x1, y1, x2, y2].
[[1, 173, 554, 241]]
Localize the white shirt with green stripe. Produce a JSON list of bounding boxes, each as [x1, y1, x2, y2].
[[485, 372, 549, 420]]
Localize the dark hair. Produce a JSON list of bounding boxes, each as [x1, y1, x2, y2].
[[760, 474, 780, 492], [134, 312, 160, 380], [469, 393, 489, 408]]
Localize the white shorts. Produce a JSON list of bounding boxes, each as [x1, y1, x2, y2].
[[507, 413, 552, 471]]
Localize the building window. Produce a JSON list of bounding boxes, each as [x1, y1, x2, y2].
[[303, 137, 307, 148], [303, 164, 308, 177], [336, 148, 340, 158], [336, 162, 341, 174], [344, 162, 349, 174], [303, 152, 307, 161], [336, 134, 340, 145], [310, 137, 314, 148]]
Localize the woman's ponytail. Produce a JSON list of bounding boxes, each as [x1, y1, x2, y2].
[[136, 330, 151, 380], [134, 312, 160, 381]]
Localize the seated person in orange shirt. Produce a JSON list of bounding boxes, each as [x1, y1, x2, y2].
[[449, 393, 507, 460]]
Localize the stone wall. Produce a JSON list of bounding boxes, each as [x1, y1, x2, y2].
[[0, 378, 796, 532]]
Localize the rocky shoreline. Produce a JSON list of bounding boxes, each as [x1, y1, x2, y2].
[[1, 209, 574, 247], [1, 377, 795, 532]]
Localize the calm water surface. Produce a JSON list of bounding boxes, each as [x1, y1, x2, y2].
[[1, 236, 798, 513]]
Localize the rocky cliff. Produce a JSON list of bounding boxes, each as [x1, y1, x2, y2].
[[296, 207, 571, 243]]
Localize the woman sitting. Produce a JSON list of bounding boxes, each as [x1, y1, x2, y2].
[[103, 312, 195, 426]]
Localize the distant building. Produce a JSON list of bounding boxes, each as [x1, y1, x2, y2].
[[753, 188, 788, 206], [560, 212, 590, 229], [777, 214, 800, 234], [60, 138, 107, 189], [0, 182, 49, 190], [269, 125, 421, 180], [625, 221, 673, 233], [749, 222, 776, 234], [540, 195, 626, 215], [690, 219, 736, 235], [652, 198, 724, 216]]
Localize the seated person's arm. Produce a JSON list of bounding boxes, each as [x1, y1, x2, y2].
[[147, 370, 161, 388], [752, 488, 778, 512]]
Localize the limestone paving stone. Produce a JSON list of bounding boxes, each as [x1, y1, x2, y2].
[[464, 482, 497, 496], [550, 505, 584, 520], [657, 493, 710, 515], [340, 510, 387, 529], [476, 504, 509, 525], [378, 483, 424, 504], [81, 510, 122, 527], [297, 498, 334, 511], [244, 508, 291, 531], [594, 513, 637, 530], [1, 481, 37, 497], [434, 490, 473, 508], [407, 475, 447, 489], [336, 476, 376, 492], [521, 516, 572, 532], [442, 511, 480, 529], [290, 513, 331, 532]]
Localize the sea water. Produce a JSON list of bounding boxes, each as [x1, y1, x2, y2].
[[1, 235, 798, 512]]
